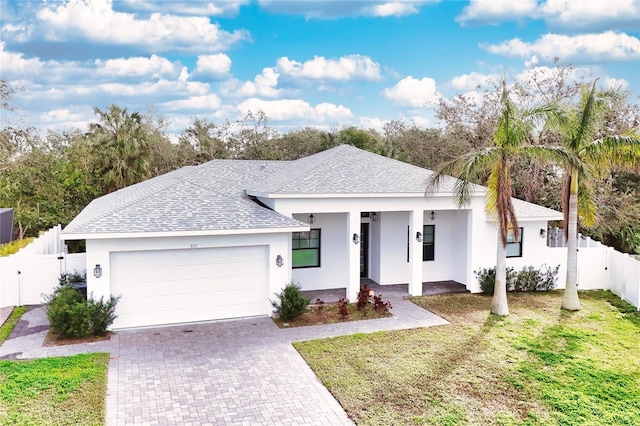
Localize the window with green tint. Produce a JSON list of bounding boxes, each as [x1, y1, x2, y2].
[[506, 227, 523, 258], [423, 225, 435, 261], [292, 229, 321, 268]]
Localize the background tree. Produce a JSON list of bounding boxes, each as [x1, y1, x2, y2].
[[85, 105, 153, 193]]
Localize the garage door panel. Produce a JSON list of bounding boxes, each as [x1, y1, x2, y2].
[[110, 245, 269, 328], [112, 274, 266, 298]]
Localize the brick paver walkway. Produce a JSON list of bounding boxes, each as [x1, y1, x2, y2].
[[0, 288, 449, 425]]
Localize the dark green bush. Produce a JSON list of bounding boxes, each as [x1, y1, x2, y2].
[[87, 295, 120, 336], [45, 285, 119, 338], [271, 282, 310, 321], [475, 264, 560, 295], [512, 264, 560, 292], [58, 271, 87, 286], [475, 266, 515, 295]]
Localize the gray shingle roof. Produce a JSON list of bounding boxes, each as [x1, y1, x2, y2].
[[246, 144, 467, 195], [62, 160, 305, 236], [63, 144, 560, 236], [511, 198, 563, 220]]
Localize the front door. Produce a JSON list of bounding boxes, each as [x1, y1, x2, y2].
[[360, 223, 369, 278]]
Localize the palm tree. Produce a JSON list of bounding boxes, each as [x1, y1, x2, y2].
[[557, 82, 640, 311], [431, 80, 574, 316]]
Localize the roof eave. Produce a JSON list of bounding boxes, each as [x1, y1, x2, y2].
[[61, 225, 310, 240], [247, 191, 472, 199]]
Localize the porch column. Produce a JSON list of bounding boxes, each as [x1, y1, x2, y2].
[[347, 211, 360, 302], [408, 209, 423, 296]]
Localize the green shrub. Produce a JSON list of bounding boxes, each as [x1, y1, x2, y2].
[[475, 266, 515, 295], [475, 264, 560, 295], [512, 265, 559, 292], [271, 282, 310, 321], [58, 271, 87, 286], [45, 285, 119, 338], [87, 295, 120, 336]]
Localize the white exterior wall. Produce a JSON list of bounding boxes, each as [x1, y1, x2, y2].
[[291, 213, 349, 291], [85, 232, 291, 316], [422, 209, 469, 284]]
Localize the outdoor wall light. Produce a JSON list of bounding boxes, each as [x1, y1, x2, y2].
[[353, 233, 360, 244], [429, 211, 437, 220], [371, 212, 378, 222], [93, 264, 102, 278], [540, 229, 547, 238], [276, 255, 284, 267], [308, 214, 315, 224], [416, 231, 423, 242]]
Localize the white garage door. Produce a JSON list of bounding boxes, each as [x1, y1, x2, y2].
[[110, 245, 269, 329]]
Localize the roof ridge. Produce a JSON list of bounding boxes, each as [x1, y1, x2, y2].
[[259, 145, 347, 192]]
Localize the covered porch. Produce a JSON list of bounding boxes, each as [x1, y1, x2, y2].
[[302, 279, 470, 303], [289, 207, 474, 301]]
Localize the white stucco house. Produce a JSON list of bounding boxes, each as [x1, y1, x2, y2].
[[61, 144, 563, 329]]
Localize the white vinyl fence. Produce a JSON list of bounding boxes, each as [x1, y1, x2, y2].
[[0, 225, 86, 308], [546, 228, 640, 309]]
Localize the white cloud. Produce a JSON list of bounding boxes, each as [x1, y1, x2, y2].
[[119, 0, 248, 17], [483, 31, 640, 62], [363, 2, 421, 17], [36, 0, 249, 53], [40, 108, 85, 123], [239, 68, 282, 98], [0, 42, 45, 75], [194, 54, 232, 77], [161, 94, 222, 111], [382, 76, 441, 107], [457, 0, 639, 29], [539, 0, 640, 30], [258, 1, 433, 19], [450, 72, 499, 91], [276, 55, 382, 81], [456, 0, 537, 26], [237, 98, 352, 122], [358, 116, 386, 132], [95, 55, 182, 79]]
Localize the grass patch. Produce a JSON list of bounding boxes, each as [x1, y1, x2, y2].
[[0, 307, 26, 345], [272, 302, 391, 328], [0, 352, 109, 425], [295, 290, 640, 425]]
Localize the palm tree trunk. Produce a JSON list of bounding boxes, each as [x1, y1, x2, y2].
[[492, 234, 509, 316], [562, 172, 581, 311]]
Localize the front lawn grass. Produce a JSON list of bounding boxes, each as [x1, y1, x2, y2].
[[295, 291, 640, 425], [0, 352, 109, 425]]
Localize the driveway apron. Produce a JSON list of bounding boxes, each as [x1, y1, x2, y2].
[[1, 294, 448, 425]]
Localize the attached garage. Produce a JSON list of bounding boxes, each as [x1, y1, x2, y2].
[[110, 245, 269, 329]]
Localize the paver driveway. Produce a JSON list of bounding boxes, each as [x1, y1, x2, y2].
[[0, 288, 449, 425]]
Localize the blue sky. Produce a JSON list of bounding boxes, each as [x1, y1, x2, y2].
[[1, 0, 639, 136]]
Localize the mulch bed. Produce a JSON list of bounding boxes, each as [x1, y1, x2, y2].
[[272, 303, 392, 328], [44, 331, 112, 346]]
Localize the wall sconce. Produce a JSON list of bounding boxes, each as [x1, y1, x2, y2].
[[308, 214, 315, 224], [276, 255, 284, 267], [93, 264, 102, 278], [371, 212, 378, 222], [353, 233, 360, 244], [416, 232, 423, 242], [429, 211, 437, 220], [539, 229, 547, 238]]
